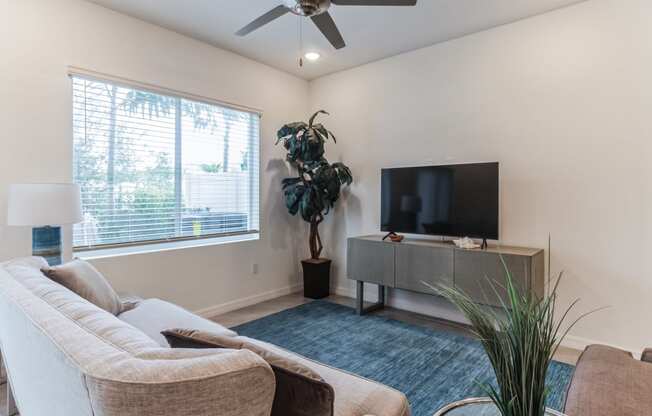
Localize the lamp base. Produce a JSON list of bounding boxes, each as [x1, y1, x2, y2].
[[32, 226, 62, 266]]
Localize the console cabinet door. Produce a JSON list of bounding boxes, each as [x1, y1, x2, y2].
[[454, 251, 532, 307], [395, 244, 454, 293], [347, 239, 395, 287]]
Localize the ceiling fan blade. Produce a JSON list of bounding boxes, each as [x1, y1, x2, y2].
[[236, 5, 290, 36], [332, 0, 417, 5], [311, 12, 346, 50]]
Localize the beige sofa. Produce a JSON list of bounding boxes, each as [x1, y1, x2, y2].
[[0, 258, 410, 416]]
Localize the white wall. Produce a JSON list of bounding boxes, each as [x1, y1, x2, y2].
[[310, 0, 652, 354], [0, 0, 309, 312]]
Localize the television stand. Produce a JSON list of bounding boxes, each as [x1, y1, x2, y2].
[[347, 235, 544, 315], [481, 238, 488, 250]]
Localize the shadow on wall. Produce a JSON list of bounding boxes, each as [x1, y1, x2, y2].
[[265, 158, 305, 276], [322, 184, 363, 290]]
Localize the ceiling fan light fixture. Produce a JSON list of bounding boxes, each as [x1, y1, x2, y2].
[[284, 0, 330, 17], [304, 52, 321, 61], [237, 0, 418, 51]]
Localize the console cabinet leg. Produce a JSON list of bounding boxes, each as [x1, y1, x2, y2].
[[377, 285, 385, 305], [356, 281, 364, 315], [355, 281, 386, 315]]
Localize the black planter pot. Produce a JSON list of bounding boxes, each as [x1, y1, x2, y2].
[[301, 258, 332, 299]]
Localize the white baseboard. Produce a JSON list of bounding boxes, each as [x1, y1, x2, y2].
[[559, 334, 600, 352], [334, 285, 355, 298], [560, 334, 641, 357], [194, 284, 303, 318]]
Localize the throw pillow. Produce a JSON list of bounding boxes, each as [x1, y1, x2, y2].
[[162, 328, 335, 416], [42, 259, 124, 315]]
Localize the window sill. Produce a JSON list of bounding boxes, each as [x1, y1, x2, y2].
[[74, 233, 260, 260]]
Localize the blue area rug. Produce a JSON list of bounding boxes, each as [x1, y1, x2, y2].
[[234, 300, 574, 416]]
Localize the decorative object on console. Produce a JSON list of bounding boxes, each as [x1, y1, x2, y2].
[[430, 260, 597, 416], [452, 237, 480, 250], [389, 234, 404, 243], [382, 231, 405, 242], [7, 183, 82, 266], [277, 110, 352, 299]]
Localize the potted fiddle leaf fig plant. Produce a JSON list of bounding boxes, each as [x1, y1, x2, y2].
[[276, 110, 352, 299]]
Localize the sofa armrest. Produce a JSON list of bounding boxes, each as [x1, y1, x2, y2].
[[85, 348, 276, 416], [641, 348, 652, 363]]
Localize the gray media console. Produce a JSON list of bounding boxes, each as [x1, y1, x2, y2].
[[347, 235, 544, 315]]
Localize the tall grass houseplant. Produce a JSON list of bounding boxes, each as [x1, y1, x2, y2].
[[429, 259, 595, 416]]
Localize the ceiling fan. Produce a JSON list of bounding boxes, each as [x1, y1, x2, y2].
[[236, 0, 418, 50]]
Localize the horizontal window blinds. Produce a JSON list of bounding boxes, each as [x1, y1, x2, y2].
[[72, 76, 260, 250]]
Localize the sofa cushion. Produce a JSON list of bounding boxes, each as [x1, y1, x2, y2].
[[564, 345, 652, 416], [163, 329, 335, 416], [42, 259, 124, 315], [119, 299, 237, 347], [163, 329, 409, 416], [246, 337, 410, 416], [163, 329, 324, 380]]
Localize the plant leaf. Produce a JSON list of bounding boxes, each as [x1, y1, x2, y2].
[[422, 255, 599, 416], [275, 111, 352, 225], [309, 110, 329, 127]]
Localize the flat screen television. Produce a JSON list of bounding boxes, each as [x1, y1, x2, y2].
[[381, 162, 499, 240]]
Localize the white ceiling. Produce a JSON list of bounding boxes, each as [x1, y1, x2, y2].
[[87, 0, 587, 80]]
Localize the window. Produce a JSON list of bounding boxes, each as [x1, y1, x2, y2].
[[72, 74, 260, 251]]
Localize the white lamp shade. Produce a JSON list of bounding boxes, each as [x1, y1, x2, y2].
[[7, 183, 83, 227]]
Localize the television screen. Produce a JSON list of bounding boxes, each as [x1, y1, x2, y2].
[[381, 162, 499, 240]]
